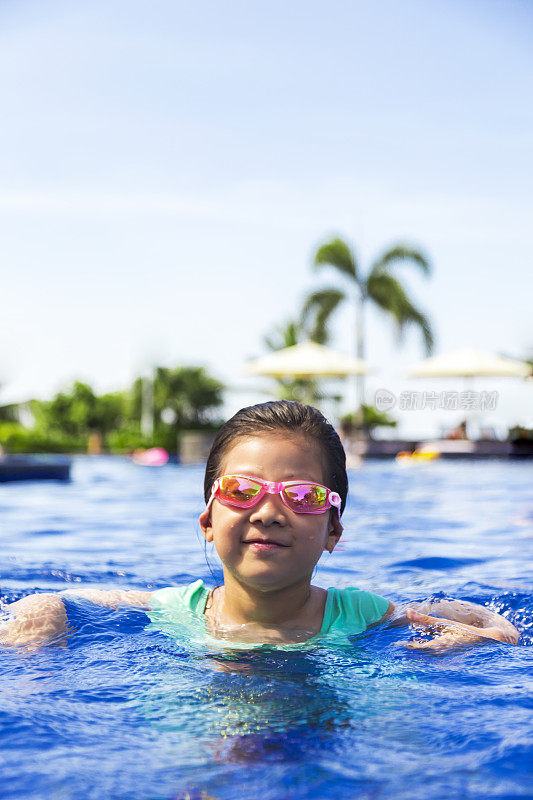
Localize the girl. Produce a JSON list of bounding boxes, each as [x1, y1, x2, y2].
[[0, 401, 519, 650]]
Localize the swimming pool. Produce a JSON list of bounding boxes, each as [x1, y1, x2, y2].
[[1, 457, 531, 800]]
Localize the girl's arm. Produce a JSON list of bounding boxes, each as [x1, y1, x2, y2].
[[58, 588, 153, 608], [0, 589, 153, 649], [380, 598, 519, 648]]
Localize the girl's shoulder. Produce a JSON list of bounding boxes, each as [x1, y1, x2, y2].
[[322, 586, 390, 635], [150, 579, 209, 616]]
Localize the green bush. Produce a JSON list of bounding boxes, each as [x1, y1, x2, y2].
[[105, 426, 161, 453], [340, 405, 397, 439], [0, 422, 86, 453], [1, 366, 225, 455]]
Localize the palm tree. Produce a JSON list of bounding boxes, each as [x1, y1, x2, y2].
[[264, 319, 301, 352], [303, 238, 434, 406]]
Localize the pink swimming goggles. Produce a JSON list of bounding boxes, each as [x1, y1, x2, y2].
[[206, 474, 342, 517]]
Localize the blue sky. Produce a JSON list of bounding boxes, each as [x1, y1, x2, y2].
[[1, 0, 531, 436]]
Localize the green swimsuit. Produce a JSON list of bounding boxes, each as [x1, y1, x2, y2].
[[149, 580, 389, 649]]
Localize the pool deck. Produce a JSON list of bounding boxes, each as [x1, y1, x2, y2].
[[346, 439, 533, 460]]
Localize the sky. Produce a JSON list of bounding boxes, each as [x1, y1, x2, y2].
[[1, 0, 531, 438]]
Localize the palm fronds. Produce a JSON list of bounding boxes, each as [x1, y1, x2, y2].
[[367, 272, 434, 354], [370, 245, 431, 277], [264, 320, 302, 352], [300, 288, 345, 344], [314, 238, 358, 281]]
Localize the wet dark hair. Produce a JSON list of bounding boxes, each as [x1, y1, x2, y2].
[[204, 400, 348, 515]]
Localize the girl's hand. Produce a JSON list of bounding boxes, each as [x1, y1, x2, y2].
[[0, 593, 69, 650], [401, 602, 519, 650]]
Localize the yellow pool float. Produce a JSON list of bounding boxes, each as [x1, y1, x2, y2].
[[396, 450, 440, 463]]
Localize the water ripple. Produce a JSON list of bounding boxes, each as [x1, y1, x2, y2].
[[0, 456, 531, 800]]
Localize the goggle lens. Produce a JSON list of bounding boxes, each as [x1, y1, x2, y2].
[[218, 475, 263, 505], [283, 484, 328, 512]]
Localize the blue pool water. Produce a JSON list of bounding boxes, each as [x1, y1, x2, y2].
[[1, 457, 532, 800]]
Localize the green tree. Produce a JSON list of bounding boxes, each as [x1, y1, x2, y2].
[[1, 368, 225, 454], [152, 366, 224, 428], [304, 238, 434, 405], [264, 320, 301, 352], [32, 382, 126, 445], [129, 366, 224, 452], [0, 402, 19, 422], [340, 405, 397, 440]]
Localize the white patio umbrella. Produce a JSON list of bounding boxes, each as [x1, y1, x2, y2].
[[407, 348, 531, 379], [407, 348, 531, 439], [244, 341, 371, 378]]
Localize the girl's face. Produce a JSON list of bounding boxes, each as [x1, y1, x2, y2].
[[199, 433, 342, 593]]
